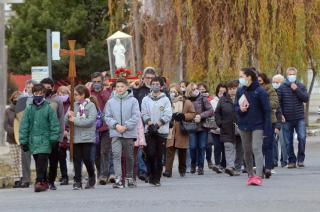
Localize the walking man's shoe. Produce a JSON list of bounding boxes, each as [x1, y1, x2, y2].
[[297, 162, 305, 167], [113, 178, 124, 189], [212, 165, 223, 174], [49, 183, 57, 190], [288, 163, 297, 169]]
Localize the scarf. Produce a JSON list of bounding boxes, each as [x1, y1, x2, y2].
[[77, 98, 91, 118]]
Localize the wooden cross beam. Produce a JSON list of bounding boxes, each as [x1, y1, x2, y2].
[[60, 40, 85, 161]]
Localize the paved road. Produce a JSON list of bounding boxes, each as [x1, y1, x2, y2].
[[0, 137, 319, 212]]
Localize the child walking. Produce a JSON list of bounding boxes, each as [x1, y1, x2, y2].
[[105, 78, 140, 188], [19, 84, 61, 192], [65, 85, 97, 190]]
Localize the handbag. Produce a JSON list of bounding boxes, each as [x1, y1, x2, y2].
[[180, 120, 198, 133], [202, 116, 218, 129]]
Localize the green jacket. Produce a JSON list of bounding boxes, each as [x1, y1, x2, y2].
[[265, 84, 279, 124], [19, 101, 61, 154]]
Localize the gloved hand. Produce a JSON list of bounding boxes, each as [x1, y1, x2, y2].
[[175, 113, 185, 121], [21, 144, 29, 152], [194, 114, 201, 123], [148, 124, 159, 134]]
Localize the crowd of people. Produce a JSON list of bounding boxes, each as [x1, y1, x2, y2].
[[3, 66, 309, 192]]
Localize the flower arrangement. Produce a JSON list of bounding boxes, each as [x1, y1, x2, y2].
[[115, 68, 132, 78]]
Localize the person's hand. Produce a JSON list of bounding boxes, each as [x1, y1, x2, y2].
[[116, 124, 127, 133], [69, 116, 74, 123], [176, 113, 185, 121], [291, 83, 298, 91], [21, 144, 29, 152], [64, 130, 68, 137], [68, 111, 74, 117], [194, 115, 201, 123], [281, 115, 286, 123], [148, 124, 159, 134], [240, 104, 249, 112], [275, 128, 280, 135]]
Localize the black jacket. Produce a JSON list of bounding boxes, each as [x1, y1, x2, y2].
[[133, 84, 150, 109], [215, 94, 237, 143], [277, 79, 309, 121]]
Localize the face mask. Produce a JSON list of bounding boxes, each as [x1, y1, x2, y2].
[[239, 78, 248, 87], [272, 83, 281, 89], [45, 88, 53, 97], [151, 85, 161, 93], [218, 93, 224, 98], [93, 83, 103, 92], [33, 96, 44, 105], [180, 88, 186, 92], [192, 89, 200, 97], [59, 95, 69, 102], [287, 75, 296, 83]]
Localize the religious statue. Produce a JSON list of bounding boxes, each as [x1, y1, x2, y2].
[[113, 39, 126, 69]]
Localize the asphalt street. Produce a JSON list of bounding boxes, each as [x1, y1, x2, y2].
[[0, 136, 319, 212]]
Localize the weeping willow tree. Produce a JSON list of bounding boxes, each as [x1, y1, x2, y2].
[[108, 0, 320, 97]]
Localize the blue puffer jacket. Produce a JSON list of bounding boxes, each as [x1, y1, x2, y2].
[[277, 79, 309, 121], [235, 80, 272, 137]]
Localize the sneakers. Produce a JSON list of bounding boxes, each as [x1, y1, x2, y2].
[[60, 178, 69, 186], [85, 176, 96, 189], [113, 178, 124, 189], [99, 177, 108, 185], [198, 167, 204, 175], [247, 176, 263, 186], [163, 171, 172, 178], [212, 165, 223, 174], [288, 163, 297, 169], [73, 182, 82, 190], [190, 166, 196, 174], [207, 161, 214, 169], [264, 169, 272, 179], [138, 173, 149, 183], [13, 181, 21, 188], [34, 182, 48, 192], [126, 178, 137, 188], [225, 167, 236, 176], [297, 162, 305, 167], [109, 175, 116, 184], [20, 182, 30, 188], [49, 183, 57, 190]]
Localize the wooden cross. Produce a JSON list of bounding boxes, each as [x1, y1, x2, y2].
[[60, 40, 85, 161]]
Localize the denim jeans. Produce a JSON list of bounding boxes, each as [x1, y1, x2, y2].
[[138, 147, 148, 174], [189, 131, 208, 169], [211, 133, 226, 167], [282, 119, 306, 164], [273, 127, 288, 167]]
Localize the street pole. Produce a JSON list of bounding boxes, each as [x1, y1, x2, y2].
[[47, 29, 52, 78], [0, 3, 6, 145]]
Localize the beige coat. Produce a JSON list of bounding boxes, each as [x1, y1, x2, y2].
[[167, 97, 196, 149]]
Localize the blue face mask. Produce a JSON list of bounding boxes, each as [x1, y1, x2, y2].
[[287, 75, 297, 83], [93, 83, 103, 92], [239, 78, 248, 87]]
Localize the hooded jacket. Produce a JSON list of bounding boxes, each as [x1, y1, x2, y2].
[[141, 92, 173, 135], [104, 90, 141, 139]]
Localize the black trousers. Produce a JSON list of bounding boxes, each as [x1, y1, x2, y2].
[[73, 143, 95, 183], [58, 147, 68, 180], [48, 142, 59, 184], [33, 153, 49, 183], [145, 133, 165, 183]]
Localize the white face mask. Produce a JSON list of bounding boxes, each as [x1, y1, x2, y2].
[[272, 82, 281, 89]]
